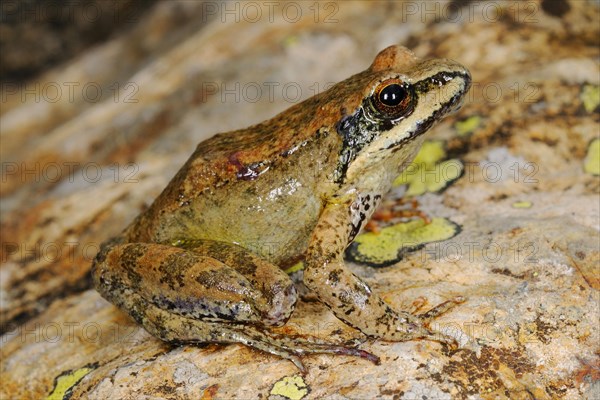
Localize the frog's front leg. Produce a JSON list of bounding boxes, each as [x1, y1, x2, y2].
[[304, 199, 463, 345], [91, 237, 378, 372]]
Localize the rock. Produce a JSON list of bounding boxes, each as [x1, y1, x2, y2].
[[1, 1, 598, 399]]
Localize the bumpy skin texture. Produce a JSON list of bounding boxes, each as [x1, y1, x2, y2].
[[92, 45, 471, 371]]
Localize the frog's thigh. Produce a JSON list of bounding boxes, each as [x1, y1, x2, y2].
[[92, 242, 297, 327]]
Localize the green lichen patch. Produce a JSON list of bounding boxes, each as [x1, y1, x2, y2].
[[393, 140, 464, 196], [454, 115, 482, 137], [581, 84, 600, 113], [284, 261, 304, 274], [46, 365, 96, 400], [269, 375, 309, 400], [512, 201, 533, 209], [346, 217, 461, 267], [584, 138, 600, 175]]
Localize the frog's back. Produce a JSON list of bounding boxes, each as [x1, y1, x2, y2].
[[125, 67, 377, 243], [126, 115, 343, 265], [147, 103, 339, 208]]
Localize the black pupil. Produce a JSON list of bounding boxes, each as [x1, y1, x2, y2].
[[379, 84, 406, 107]]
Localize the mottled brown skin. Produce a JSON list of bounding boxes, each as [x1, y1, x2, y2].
[[92, 46, 471, 372]]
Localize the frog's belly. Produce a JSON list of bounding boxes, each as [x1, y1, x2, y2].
[[156, 183, 323, 267]]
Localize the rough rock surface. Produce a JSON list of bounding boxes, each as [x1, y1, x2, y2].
[[1, 1, 599, 399]]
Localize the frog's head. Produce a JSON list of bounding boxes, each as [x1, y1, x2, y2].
[[334, 45, 471, 184]]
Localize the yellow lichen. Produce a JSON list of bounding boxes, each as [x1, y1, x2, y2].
[[394, 140, 463, 196], [581, 84, 600, 113], [346, 217, 460, 267], [270, 375, 309, 400], [454, 115, 482, 137], [512, 201, 533, 209], [284, 261, 304, 274], [46, 366, 94, 400], [584, 138, 600, 175]]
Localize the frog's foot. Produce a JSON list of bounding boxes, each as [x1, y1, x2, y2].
[[230, 327, 380, 373], [401, 296, 466, 349]]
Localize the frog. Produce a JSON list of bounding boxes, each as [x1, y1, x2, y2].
[[92, 45, 471, 372]]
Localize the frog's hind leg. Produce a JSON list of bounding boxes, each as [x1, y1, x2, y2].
[[119, 293, 379, 373], [124, 288, 379, 373], [91, 239, 377, 371]]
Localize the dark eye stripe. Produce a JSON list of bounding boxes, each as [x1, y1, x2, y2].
[[413, 71, 471, 94]]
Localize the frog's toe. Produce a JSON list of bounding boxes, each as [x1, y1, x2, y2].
[[291, 341, 380, 365], [406, 324, 460, 349], [331, 346, 381, 365], [406, 296, 466, 348], [251, 342, 379, 374], [288, 356, 307, 374], [417, 296, 465, 323], [237, 335, 308, 373], [430, 330, 460, 350]]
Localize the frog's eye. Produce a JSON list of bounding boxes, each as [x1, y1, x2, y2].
[[379, 84, 406, 106], [370, 79, 415, 120]]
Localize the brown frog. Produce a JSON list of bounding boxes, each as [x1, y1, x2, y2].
[[92, 45, 471, 372]]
